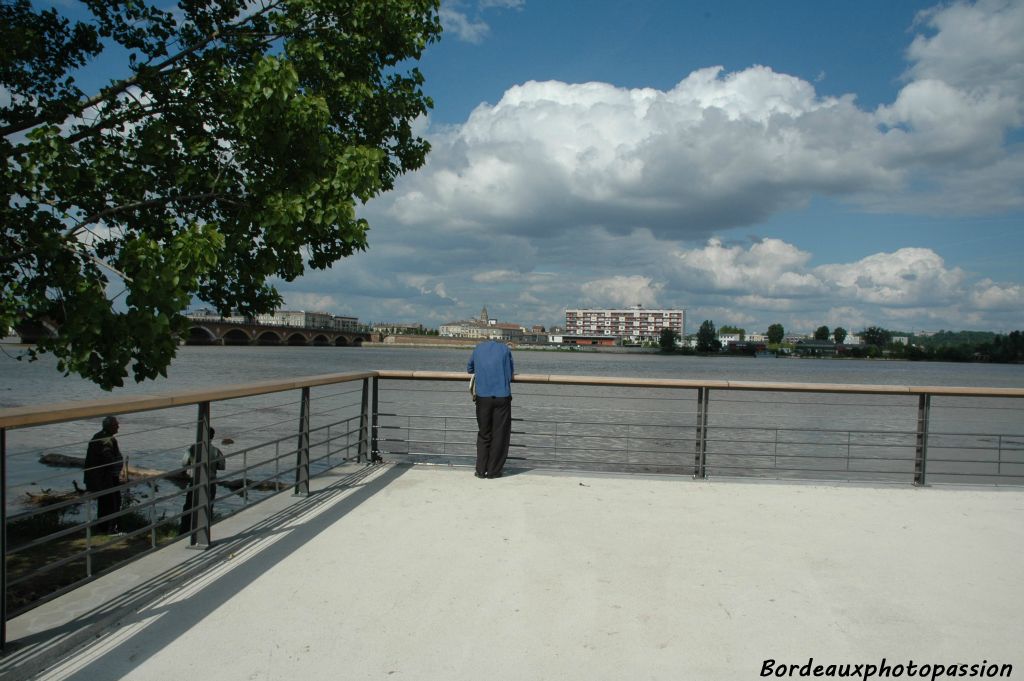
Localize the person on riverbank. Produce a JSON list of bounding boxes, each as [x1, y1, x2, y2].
[[179, 426, 226, 535], [467, 340, 515, 478], [84, 416, 126, 534]]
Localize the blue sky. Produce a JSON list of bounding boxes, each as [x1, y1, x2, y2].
[[33, 0, 1024, 335], [276, 0, 1023, 335]]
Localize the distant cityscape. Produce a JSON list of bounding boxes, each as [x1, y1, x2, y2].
[[186, 304, 914, 350]]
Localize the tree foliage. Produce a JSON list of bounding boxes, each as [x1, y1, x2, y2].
[[912, 330, 997, 348], [718, 324, 745, 339], [814, 325, 830, 341], [767, 323, 784, 345], [1, 0, 442, 388], [659, 327, 680, 352], [696, 319, 718, 352], [832, 326, 847, 344], [880, 330, 1024, 363], [860, 326, 892, 348]]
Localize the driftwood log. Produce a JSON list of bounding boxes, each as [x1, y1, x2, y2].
[[39, 453, 188, 482], [23, 481, 84, 505], [38, 453, 292, 494]]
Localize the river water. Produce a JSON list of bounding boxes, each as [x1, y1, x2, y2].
[[2, 344, 1024, 508], [5, 343, 1024, 405]]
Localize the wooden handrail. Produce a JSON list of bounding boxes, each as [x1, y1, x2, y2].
[[377, 370, 1024, 397], [0, 371, 376, 430], [3, 369, 1022, 430]]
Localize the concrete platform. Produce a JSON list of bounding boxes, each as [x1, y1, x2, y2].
[[2, 464, 1022, 680]]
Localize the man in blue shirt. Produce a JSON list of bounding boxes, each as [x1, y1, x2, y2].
[[467, 340, 515, 478]]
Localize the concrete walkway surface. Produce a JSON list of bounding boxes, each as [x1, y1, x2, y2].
[[2, 463, 1022, 681]]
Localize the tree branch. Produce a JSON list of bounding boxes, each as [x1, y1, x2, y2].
[[0, 191, 242, 266], [0, 0, 289, 143]]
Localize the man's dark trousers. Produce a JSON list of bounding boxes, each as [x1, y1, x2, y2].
[[97, 489, 121, 533], [475, 396, 512, 476]]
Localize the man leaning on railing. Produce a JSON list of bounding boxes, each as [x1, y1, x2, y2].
[[468, 340, 515, 479]]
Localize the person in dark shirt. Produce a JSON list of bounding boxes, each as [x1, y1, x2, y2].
[[84, 416, 125, 533], [467, 340, 515, 478], [179, 426, 226, 535]]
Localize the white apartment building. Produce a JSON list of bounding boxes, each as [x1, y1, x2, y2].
[[564, 306, 685, 342]]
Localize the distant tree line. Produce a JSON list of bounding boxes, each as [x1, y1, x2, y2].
[[900, 330, 1024, 363], [831, 326, 1023, 363], [661, 320, 1024, 363]]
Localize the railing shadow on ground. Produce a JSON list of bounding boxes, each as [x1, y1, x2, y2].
[[1, 372, 379, 649], [0, 462, 408, 681]]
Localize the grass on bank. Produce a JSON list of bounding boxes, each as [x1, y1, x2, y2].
[[5, 503, 181, 614]]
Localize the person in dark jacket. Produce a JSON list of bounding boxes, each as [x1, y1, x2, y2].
[[84, 416, 125, 533], [179, 426, 226, 535], [467, 340, 515, 478]]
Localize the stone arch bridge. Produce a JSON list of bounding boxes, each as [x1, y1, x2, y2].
[[13, 318, 377, 347], [185, 319, 377, 347]]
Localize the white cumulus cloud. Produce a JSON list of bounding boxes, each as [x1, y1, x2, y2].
[[815, 248, 967, 307], [284, 0, 1024, 334], [383, 0, 1024, 242], [580, 276, 663, 308]]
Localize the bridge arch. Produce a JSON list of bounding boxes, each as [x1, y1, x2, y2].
[[334, 336, 350, 347], [256, 331, 282, 346], [312, 334, 330, 346], [223, 328, 252, 345], [186, 326, 218, 345], [286, 333, 308, 346]]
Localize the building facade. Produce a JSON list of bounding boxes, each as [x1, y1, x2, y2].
[[333, 316, 360, 331], [254, 310, 341, 329], [440, 306, 523, 340], [564, 306, 685, 343]]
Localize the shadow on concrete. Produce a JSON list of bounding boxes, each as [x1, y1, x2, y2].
[[2, 462, 409, 680]]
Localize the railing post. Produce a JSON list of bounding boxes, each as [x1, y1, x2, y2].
[[914, 393, 931, 486], [85, 495, 93, 574], [997, 435, 1003, 476], [2, 427, 7, 649], [371, 376, 382, 463], [359, 378, 370, 463], [694, 388, 709, 479], [846, 431, 852, 472], [295, 387, 310, 496], [773, 428, 779, 470], [190, 401, 213, 548]]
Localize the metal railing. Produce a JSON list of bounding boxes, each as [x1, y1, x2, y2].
[[2, 369, 1023, 647], [374, 372, 1024, 486], [0, 371, 377, 646]]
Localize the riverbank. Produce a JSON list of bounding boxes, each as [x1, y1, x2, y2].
[[372, 335, 662, 354]]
